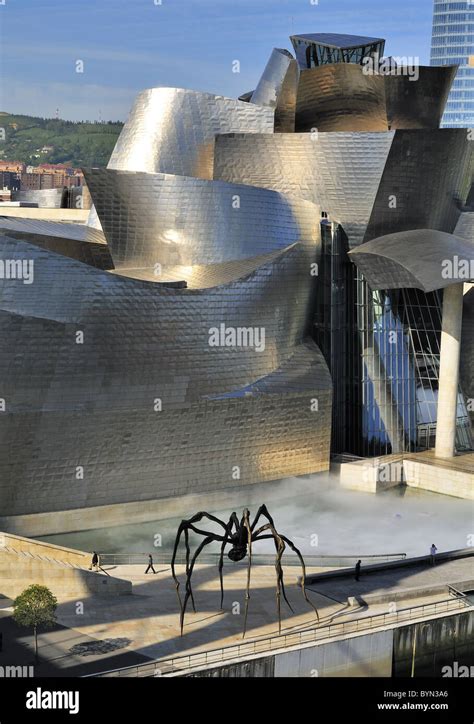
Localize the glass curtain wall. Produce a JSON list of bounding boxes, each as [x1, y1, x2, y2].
[[430, 0, 474, 127], [314, 221, 473, 456], [292, 39, 385, 69]]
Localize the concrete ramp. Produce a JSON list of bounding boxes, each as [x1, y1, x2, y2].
[[0, 532, 131, 599]]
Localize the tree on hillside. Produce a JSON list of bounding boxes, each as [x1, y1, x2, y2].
[[13, 584, 57, 662]]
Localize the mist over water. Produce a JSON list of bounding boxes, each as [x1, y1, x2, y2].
[[39, 471, 474, 559]]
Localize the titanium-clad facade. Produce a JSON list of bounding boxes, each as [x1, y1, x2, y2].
[[87, 87, 274, 230], [349, 229, 474, 292], [107, 87, 274, 179], [0, 41, 331, 521], [84, 168, 321, 269], [1, 29, 473, 525], [214, 129, 471, 248], [0, 235, 331, 516], [294, 64, 457, 132], [209, 41, 472, 456], [250, 48, 299, 132], [363, 130, 471, 242], [214, 131, 394, 247], [11, 188, 65, 208]]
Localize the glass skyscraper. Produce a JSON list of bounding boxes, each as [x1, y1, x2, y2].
[[430, 0, 474, 127]]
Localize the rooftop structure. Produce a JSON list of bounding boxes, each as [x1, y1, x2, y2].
[[291, 32, 385, 69]]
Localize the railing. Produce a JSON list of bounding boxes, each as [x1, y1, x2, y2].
[[447, 584, 469, 601], [84, 596, 472, 678], [2, 545, 86, 569], [99, 552, 406, 567]]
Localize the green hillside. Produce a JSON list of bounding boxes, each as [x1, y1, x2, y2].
[[0, 112, 123, 168]]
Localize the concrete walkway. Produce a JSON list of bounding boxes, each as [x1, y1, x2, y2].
[[307, 555, 474, 604], [1, 564, 335, 675], [34, 562, 471, 672], [405, 450, 474, 474], [55, 564, 336, 664]]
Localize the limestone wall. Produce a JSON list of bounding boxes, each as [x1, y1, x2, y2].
[[0, 532, 131, 599], [0, 531, 89, 565], [0, 551, 131, 600], [403, 459, 474, 500]]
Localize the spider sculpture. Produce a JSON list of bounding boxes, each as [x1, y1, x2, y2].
[[171, 504, 319, 637]]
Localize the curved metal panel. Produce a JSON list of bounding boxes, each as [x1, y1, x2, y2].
[[0, 237, 320, 402], [296, 64, 387, 132], [84, 167, 321, 269], [214, 131, 394, 247], [0, 217, 110, 267], [454, 211, 474, 242], [87, 88, 274, 232], [0, 236, 330, 515], [107, 87, 274, 179], [385, 66, 457, 129], [11, 188, 65, 208], [215, 130, 471, 250], [295, 64, 456, 132], [349, 229, 474, 292], [0, 217, 106, 244], [109, 247, 292, 288], [251, 48, 299, 132], [364, 129, 473, 242]]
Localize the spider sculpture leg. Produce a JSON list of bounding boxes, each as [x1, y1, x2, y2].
[[242, 509, 253, 638], [218, 513, 239, 609], [252, 504, 320, 627], [273, 533, 285, 634], [180, 535, 219, 635], [250, 503, 275, 533], [252, 524, 292, 634], [280, 534, 320, 623], [183, 526, 196, 613], [270, 532, 294, 616], [171, 512, 228, 627], [252, 505, 295, 606], [253, 530, 319, 624]]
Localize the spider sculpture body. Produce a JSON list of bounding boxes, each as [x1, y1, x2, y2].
[[171, 504, 319, 637]]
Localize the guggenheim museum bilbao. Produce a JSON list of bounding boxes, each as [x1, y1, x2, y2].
[[0, 33, 473, 529]]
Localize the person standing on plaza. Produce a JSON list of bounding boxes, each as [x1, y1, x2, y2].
[[355, 559, 362, 581]]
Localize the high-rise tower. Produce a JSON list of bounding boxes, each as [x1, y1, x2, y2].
[[430, 0, 474, 127]]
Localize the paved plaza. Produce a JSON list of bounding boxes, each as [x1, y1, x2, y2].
[[1, 553, 472, 676]]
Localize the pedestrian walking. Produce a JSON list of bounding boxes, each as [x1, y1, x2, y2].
[[355, 559, 362, 581], [145, 553, 157, 574], [430, 543, 438, 566], [89, 551, 99, 571]]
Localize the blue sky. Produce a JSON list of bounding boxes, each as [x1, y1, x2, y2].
[[0, 0, 435, 121]]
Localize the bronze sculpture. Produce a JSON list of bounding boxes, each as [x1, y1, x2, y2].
[[171, 504, 319, 637]]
